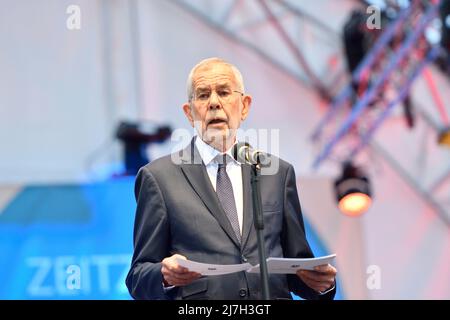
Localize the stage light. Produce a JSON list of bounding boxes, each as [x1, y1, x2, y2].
[[438, 126, 450, 147], [338, 192, 372, 216], [116, 121, 172, 175], [440, 0, 450, 53], [343, 9, 369, 75], [334, 162, 372, 216]]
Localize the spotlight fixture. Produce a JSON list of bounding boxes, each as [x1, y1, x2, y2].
[[440, 0, 450, 54], [343, 9, 369, 75], [334, 161, 372, 216], [438, 126, 450, 147], [116, 121, 172, 175]]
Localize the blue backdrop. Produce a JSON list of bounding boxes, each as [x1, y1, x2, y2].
[[0, 177, 342, 299]]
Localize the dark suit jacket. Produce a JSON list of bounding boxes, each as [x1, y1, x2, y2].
[[126, 138, 335, 300]]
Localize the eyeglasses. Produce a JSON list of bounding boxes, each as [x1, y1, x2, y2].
[[192, 88, 244, 104]]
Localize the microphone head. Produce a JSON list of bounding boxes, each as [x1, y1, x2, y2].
[[233, 142, 251, 164], [233, 142, 271, 166]]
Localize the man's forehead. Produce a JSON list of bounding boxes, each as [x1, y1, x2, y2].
[[192, 63, 237, 89]]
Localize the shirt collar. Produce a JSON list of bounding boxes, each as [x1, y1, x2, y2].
[[195, 136, 240, 166]]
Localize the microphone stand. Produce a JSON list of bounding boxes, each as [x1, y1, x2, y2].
[[250, 163, 271, 300]]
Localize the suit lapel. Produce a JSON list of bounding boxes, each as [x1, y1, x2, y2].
[[241, 163, 254, 249], [180, 138, 241, 249]]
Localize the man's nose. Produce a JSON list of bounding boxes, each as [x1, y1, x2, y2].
[[208, 91, 222, 110]]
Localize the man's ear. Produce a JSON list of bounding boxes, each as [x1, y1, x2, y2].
[[182, 103, 194, 127], [240, 95, 252, 121]]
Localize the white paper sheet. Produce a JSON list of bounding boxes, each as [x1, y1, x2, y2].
[[247, 254, 337, 274], [176, 254, 336, 276], [176, 258, 252, 276]]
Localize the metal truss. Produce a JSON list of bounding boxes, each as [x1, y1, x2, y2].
[[171, 0, 349, 100], [170, 0, 449, 224], [310, 0, 449, 223]]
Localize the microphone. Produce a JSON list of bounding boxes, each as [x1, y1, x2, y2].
[[233, 142, 270, 165]]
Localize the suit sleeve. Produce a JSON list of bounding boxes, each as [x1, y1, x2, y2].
[[281, 164, 336, 300], [125, 166, 174, 300]]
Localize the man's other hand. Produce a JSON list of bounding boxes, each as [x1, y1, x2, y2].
[[296, 264, 337, 293], [161, 254, 202, 287]]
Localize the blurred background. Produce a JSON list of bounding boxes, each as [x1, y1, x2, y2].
[[0, 0, 449, 299]]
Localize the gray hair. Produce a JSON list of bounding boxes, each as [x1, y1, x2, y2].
[[186, 57, 245, 101]]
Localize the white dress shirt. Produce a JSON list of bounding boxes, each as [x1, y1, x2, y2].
[[195, 136, 243, 234]]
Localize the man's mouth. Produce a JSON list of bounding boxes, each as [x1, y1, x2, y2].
[[208, 118, 227, 126]]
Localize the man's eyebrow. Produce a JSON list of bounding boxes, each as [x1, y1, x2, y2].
[[216, 83, 232, 89], [195, 87, 210, 92], [195, 84, 231, 92]]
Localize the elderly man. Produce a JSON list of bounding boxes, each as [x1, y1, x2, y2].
[[126, 58, 337, 300]]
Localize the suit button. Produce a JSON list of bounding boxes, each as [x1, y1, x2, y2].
[[239, 289, 247, 297], [241, 255, 248, 263]]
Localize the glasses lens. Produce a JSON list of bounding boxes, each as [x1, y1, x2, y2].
[[195, 89, 239, 103]]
